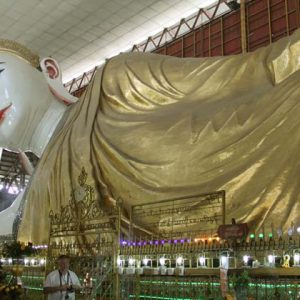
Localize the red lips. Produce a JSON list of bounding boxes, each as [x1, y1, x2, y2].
[[0, 103, 12, 123]]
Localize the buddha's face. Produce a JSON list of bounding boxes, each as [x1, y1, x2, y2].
[[0, 53, 51, 151]]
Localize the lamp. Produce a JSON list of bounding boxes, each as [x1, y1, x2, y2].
[[117, 256, 122, 267], [267, 254, 275, 267], [142, 257, 149, 266], [176, 256, 184, 267], [293, 251, 300, 267], [125, 257, 136, 275], [243, 255, 249, 265], [220, 255, 229, 268], [117, 256, 124, 275], [128, 257, 135, 267], [159, 257, 165, 267], [198, 256, 206, 267], [159, 257, 167, 275], [176, 255, 184, 276]]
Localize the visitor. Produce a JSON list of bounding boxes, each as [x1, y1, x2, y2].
[[44, 254, 81, 300]]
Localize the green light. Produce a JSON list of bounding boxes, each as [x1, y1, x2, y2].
[[24, 287, 43, 291], [250, 233, 255, 239], [140, 280, 220, 286], [258, 233, 264, 238], [129, 296, 203, 300], [136, 280, 300, 289], [21, 275, 44, 279], [268, 233, 273, 238]]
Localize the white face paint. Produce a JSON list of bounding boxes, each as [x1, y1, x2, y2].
[[0, 52, 77, 237], [0, 53, 64, 153]]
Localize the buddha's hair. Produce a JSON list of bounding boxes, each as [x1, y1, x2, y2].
[[0, 39, 39, 68]]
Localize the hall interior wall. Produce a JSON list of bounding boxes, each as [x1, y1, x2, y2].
[[154, 0, 299, 57], [71, 0, 300, 98]]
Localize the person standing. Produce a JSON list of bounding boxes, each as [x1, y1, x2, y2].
[[44, 254, 81, 300]]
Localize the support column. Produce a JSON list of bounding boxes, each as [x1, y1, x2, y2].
[[240, 0, 247, 53]]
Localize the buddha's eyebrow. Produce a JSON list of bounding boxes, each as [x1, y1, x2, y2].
[[0, 62, 5, 74]]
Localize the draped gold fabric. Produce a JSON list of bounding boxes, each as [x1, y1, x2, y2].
[[19, 30, 300, 244]]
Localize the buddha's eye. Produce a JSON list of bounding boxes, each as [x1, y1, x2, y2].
[[0, 62, 5, 74]]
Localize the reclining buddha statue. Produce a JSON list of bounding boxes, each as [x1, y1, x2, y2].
[[1, 29, 300, 244]]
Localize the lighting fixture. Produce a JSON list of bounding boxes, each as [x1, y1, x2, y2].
[[117, 256, 122, 267], [176, 256, 184, 266], [159, 257, 165, 266], [128, 258, 135, 267], [220, 256, 228, 268], [293, 253, 300, 266], [142, 257, 149, 266], [243, 255, 249, 265], [199, 256, 205, 267], [268, 254, 275, 266]]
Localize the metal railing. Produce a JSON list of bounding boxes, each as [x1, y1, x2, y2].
[[64, 0, 233, 94]]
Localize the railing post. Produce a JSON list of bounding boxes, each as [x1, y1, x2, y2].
[[114, 201, 121, 300]]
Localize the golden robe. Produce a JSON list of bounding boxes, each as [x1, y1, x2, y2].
[[19, 30, 300, 244]]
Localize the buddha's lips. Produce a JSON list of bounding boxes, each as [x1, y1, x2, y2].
[[0, 103, 12, 123]]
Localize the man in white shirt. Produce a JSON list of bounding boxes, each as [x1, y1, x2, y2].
[[44, 255, 81, 300]]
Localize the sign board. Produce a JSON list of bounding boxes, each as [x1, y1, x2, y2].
[[218, 223, 249, 239], [131, 190, 225, 239]]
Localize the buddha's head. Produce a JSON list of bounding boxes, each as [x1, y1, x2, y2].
[[0, 39, 77, 152]]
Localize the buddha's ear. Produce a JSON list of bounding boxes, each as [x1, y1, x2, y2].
[[40, 57, 78, 105], [266, 29, 300, 85], [40, 57, 61, 80]]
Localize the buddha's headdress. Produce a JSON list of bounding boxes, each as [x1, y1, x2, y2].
[[0, 39, 39, 68]]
